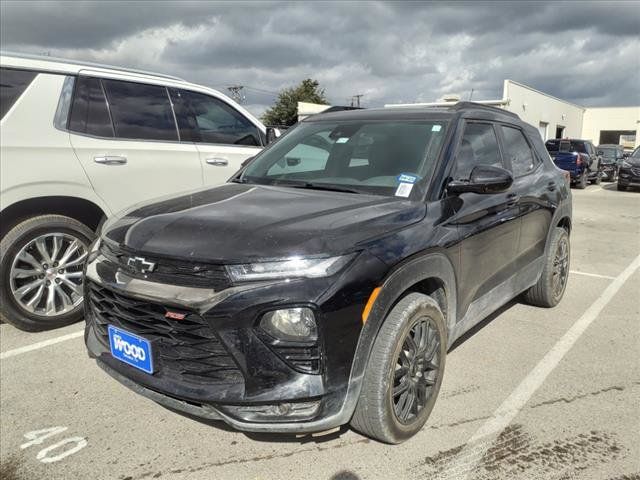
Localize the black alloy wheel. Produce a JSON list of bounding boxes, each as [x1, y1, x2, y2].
[[392, 317, 441, 424]]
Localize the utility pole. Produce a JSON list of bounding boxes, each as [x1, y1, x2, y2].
[[351, 94, 364, 108], [227, 85, 245, 104]]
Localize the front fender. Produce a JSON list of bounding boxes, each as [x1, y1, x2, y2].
[[337, 251, 458, 424]]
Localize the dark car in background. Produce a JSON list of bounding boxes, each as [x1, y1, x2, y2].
[[597, 144, 625, 182], [617, 146, 640, 191], [545, 139, 603, 189], [84, 102, 572, 444]]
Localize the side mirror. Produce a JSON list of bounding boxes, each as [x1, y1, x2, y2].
[[447, 165, 514, 195], [266, 127, 281, 144], [623, 152, 630, 158]]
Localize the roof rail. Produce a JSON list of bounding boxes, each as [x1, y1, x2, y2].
[[1, 51, 185, 82], [451, 101, 520, 119]]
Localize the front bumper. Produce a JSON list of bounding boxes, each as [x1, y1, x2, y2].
[[84, 250, 385, 432], [618, 167, 640, 187], [600, 163, 617, 180]]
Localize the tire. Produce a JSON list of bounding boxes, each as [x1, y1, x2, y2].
[[617, 183, 627, 191], [350, 293, 447, 444], [523, 227, 569, 308], [575, 172, 587, 189], [0, 215, 95, 331]]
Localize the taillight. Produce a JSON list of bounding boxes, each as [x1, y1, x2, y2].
[[575, 153, 583, 165]]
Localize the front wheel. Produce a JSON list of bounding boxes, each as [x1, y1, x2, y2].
[[0, 215, 94, 331], [350, 293, 447, 443], [523, 227, 570, 308]]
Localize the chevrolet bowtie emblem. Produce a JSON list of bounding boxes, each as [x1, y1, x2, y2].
[[126, 256, 156, 274]]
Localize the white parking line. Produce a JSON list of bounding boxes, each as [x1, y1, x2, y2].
[[438, 253, 640, 480], [570, 270, 616, 280], [0, 330, 84, 360]]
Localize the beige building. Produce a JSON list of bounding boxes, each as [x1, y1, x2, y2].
[[386, 80, 640, 148]]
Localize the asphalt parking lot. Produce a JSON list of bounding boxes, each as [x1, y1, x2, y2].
[[1, 183, 639, 480]]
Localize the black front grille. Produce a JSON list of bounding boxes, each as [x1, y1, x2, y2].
[[100, 242, 231, 289], [88, 282, 243, 385]]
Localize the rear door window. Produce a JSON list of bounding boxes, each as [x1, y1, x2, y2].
[[0, 68, 37, 119], [102, 79, 178, 141], [68, 76, 114, 137], [169, 88, 261, 146], [500, 126, 539, 177]]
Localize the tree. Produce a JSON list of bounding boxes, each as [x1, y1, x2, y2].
[[262, 79, 328, 127]]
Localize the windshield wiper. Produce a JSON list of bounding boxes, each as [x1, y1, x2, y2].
[[290, 182, 361, 194]]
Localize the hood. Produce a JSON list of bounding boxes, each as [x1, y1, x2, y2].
[[624, 156, 640, 167], [103, 183, 425, 263]]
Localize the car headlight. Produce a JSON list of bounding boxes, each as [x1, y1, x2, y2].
[[226, 254, 353, 282], [261, 308, 317, 342], [622, 160, 632, 168]]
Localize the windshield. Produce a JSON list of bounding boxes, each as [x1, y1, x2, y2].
[[240, 120, 448, 196], [599, 147, 618, 158], [631, 147, 640, 159]]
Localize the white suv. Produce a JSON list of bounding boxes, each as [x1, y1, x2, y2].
[[0, 52, 269, 331]]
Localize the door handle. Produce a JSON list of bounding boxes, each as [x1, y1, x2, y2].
[[206, 157, 229, 166], [94, 155, 127, 165]]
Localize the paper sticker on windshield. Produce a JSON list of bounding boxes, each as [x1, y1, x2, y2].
[[432, 125, 442, 132], [395, 183, 414, 197], [336, 137, 350, 144], [397, 173, 418, 184]]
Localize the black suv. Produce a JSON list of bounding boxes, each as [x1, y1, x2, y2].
[[618, 146, 640, 190], [85, 102, 572, 444]]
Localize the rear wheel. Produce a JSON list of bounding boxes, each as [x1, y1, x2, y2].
[[0, 215, 94, 331], [350, 293, 447, 444], [523, 227, 569, 308]]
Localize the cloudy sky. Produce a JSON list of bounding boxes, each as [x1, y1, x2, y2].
[[1, 1, 638, 117]]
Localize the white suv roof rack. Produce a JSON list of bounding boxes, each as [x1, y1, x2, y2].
[[1, 51, 184, 82]]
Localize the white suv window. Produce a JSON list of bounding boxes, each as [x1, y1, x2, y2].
[[0, 67, 37, 119], [169, 88, 261, 146], [101, 79, 178, 141], [68, 76, 114, 137]]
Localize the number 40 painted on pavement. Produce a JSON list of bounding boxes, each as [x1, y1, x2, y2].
[[21, 426, 87, 463]]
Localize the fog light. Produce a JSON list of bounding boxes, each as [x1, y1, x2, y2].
[[261, 308, 317, 342], [220, 400, 321, 422]]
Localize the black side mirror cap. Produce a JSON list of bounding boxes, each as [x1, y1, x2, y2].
[[240, 156, 254, 168], [447, 165, 514, 195]]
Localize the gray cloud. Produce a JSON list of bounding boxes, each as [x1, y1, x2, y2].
[[1, 0, 638, 117]]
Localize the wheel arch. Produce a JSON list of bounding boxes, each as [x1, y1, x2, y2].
[[0, 196, 107, 238], [556, 216, 571, 235], [342, 252, 458, 421]]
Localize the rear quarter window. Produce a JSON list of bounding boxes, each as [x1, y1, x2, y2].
[[0, 67, 38, 119]]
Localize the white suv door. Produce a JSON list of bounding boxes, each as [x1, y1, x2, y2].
[[68, 75, 203, 213], [168, 88, 263, 184]]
